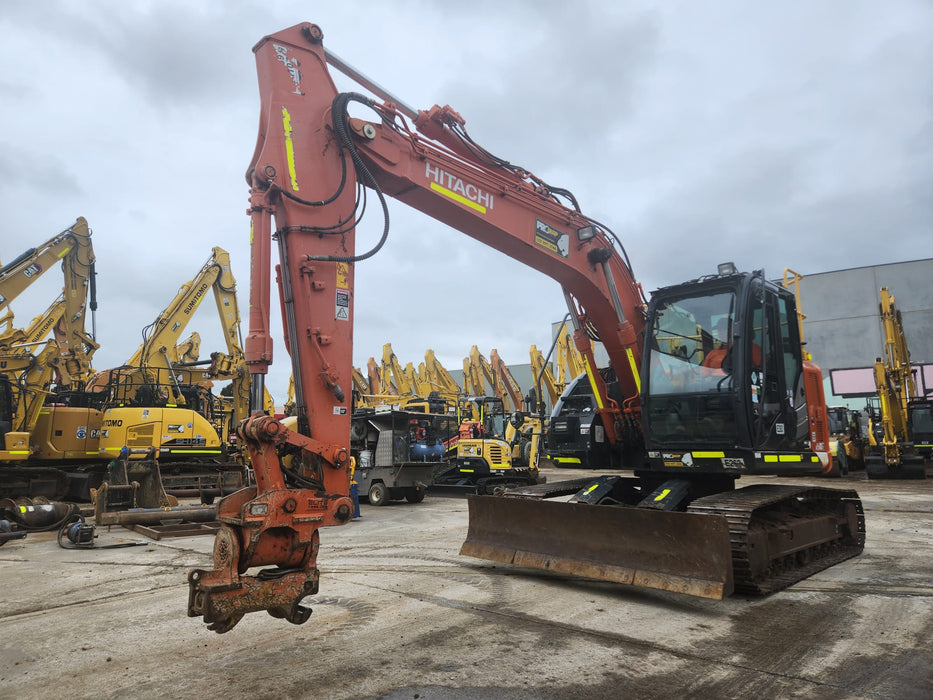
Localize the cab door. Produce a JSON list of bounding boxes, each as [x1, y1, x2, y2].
[[746, 283, 805, 451]]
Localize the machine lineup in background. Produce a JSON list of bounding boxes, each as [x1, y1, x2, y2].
[[185, 22, 868, 633], [0, 233, 259, 508]]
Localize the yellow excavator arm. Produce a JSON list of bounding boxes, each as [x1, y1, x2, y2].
[[380, 343, 412, 396], [422, 349, 462, 400], [529, 344, 561, 409], [871, 287, 921, 471], [0, 218, 98, 390], [113, 247, 239, 400]]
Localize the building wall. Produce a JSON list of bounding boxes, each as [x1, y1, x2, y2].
[[797, 259, 933, 376]]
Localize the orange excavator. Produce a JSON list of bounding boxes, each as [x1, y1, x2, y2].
[[187, 22, 864, 632]]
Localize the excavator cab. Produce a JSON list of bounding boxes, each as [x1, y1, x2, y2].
[[642, 269, 823, 476], [464, 268, 862, 599], [546, 371, 621, 469], [907, 400, 933, 459], [0, 376, 28, 460]]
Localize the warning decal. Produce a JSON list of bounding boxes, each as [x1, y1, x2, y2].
[[336, 290, 350, 321], [534, 220, 570, 258], [336, 262, 349, 290]]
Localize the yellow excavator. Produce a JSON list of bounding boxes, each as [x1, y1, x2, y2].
[[865, 287, 927, 479], [350, 344, 454, 414], [432, 394, 542, 494], [90, 247, 250, 495], [0, 219, 101, 498], [1, 297, 72, 491]]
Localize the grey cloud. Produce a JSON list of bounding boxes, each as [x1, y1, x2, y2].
[[0, 144, 84, 197]]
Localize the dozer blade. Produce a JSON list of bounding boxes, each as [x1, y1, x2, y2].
[[461, 495, 734, 599]]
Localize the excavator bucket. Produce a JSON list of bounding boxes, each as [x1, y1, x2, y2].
[[461, 495, 734, 599]]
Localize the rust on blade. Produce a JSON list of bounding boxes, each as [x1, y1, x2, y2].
[[460, 495, 734, 600]]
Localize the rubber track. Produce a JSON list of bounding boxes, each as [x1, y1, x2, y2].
[[688, 485, 865, 595]]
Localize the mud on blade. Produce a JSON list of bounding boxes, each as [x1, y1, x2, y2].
[[460, 495, 734, 600]]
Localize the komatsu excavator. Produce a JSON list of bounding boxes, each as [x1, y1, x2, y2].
[[187, 23, 864, 631]]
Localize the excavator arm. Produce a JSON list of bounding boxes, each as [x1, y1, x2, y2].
[[381, 343, 412, 396], [462, 354, 484, 397], [0, 297, 67, 431], [189, 21, 646, 631], [529, 344, 561, 409], [0, 218, 98, 391], [0, 219, 94, 313], [489, 349, 525, 412], [103, 247, 239, 404], [555, 324, 589, 388], [866, 287, 925, 478], [422, 349, 462, 400]]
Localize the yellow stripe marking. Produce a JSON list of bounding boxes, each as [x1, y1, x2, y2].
[[778, 455, 802, 462], [654, 488, 671, 502], [57, 247, 71, 258], [764, 455, 778, 462], [429, 182, 487, 213], [282, 107, 299, 191], [693, 451, 725, 458], [626, 348, 641, 393], [583, 357, 604, 410]]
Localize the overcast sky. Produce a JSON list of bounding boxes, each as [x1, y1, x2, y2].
[[1, 1, 930, 404]]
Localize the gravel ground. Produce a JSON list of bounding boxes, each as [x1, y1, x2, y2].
[[0, 467, 930, 699]]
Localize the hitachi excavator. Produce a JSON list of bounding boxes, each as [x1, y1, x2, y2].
[[187, 23, 864, 631]]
